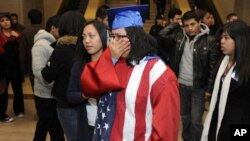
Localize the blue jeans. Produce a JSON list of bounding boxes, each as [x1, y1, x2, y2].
[[57, 107, 78, 141], [179, 84, 205, 141]]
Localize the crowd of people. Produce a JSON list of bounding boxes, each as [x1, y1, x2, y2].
[[1, 2, 250, 141]]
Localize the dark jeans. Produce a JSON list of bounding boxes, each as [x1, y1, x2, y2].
[[57, 107, 78, 141], [179, 84, 205, 141], [33, 96, 65, 141], [0, 76, 24, 119], [29, 71, 34, 92]]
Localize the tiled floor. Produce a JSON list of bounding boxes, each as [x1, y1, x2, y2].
[[1, 76, 191, 141], [1, 76, 48, 141], [8, 75, 33, 98], [0, 99, 39, 141], [0, 99, 183, 141]]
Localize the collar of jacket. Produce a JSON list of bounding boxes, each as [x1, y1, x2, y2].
[[57, 35, 77, 46]]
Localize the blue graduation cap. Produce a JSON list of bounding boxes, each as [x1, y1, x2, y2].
[[107, 5, 149, 30]]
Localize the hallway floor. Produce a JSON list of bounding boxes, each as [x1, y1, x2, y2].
[[0, 99, 43, 141], [0, 99, 184, 141], [1, 76, 192, 141]]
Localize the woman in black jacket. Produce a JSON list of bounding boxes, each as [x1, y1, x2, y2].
[[202, 20, 250, 141], [41, 11, 86, 141]]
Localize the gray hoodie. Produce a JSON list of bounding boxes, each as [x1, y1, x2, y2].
[[32, 29, 55, 98], [178, 23, 210, 86]]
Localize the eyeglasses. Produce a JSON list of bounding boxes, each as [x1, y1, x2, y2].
[[109, 34, 129, 39]]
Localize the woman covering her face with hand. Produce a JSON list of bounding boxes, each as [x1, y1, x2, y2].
[[81, 6, 180, 141]]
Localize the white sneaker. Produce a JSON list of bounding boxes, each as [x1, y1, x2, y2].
[[17, 113, 24, 118], [0, 116, 14, 123]]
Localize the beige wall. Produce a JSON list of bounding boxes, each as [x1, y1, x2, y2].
[[171, 0, 191, 13], [0, 0, 62, 28], [84, 0, 105, 20], [213, 0, 235, 23], [43, 0, 62, 24], [213, 0, 250, 24], [0, 0, 24, 24], [22, 0, 44, 27], [0, 0, 44, 27], [235, 0, 250, 25]]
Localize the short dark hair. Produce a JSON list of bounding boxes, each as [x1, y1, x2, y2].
[[226, 12, 237, 21], [125, 27, 158, 66], [28, 9, 42, 24], [10, 13, 18, 18], [195, 9, 210, 19], [95, 5, 109, 20], [182, 10, 200, 23], [58, 10, 86, 36], [168, 8, 182, 20], [45, 15, 60, 32]]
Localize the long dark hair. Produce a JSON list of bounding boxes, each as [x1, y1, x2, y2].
[[75, 20, 108, 67], [125, 27, 158, 66], [222, 20, 250, 84]]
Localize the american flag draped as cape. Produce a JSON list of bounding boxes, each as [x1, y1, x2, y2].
[[92, 92, 118, 141]]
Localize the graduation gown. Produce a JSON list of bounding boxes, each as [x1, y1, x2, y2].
[[81, 49, 180, 141]]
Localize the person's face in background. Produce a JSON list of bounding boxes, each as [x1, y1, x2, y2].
[[209, 14, 215, 26], [111, 28, 131, 58], [162, 19, 168, 27], [82, 24, 104, 61], [156, 19, 163, 26], [0, 17, 11, 30], [228, 16, 238, 23], [202, 12, 211, 27], [183, 18, 201, 36], [170, 14, 182, 26], [11, 16, 18, 26], [220, 31, 235, 57], [50, 26, 59, 39]]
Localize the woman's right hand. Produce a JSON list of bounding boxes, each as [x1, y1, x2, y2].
[[11, 30, 20, 38], [108, 38, 130, 59]]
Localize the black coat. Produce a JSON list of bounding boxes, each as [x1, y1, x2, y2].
[[0, 39, 22, 79], [149, 24, 163, 40], [216, 78, 250, 141], [42, 36, 77, 108], [159, 23, 219, 93]]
